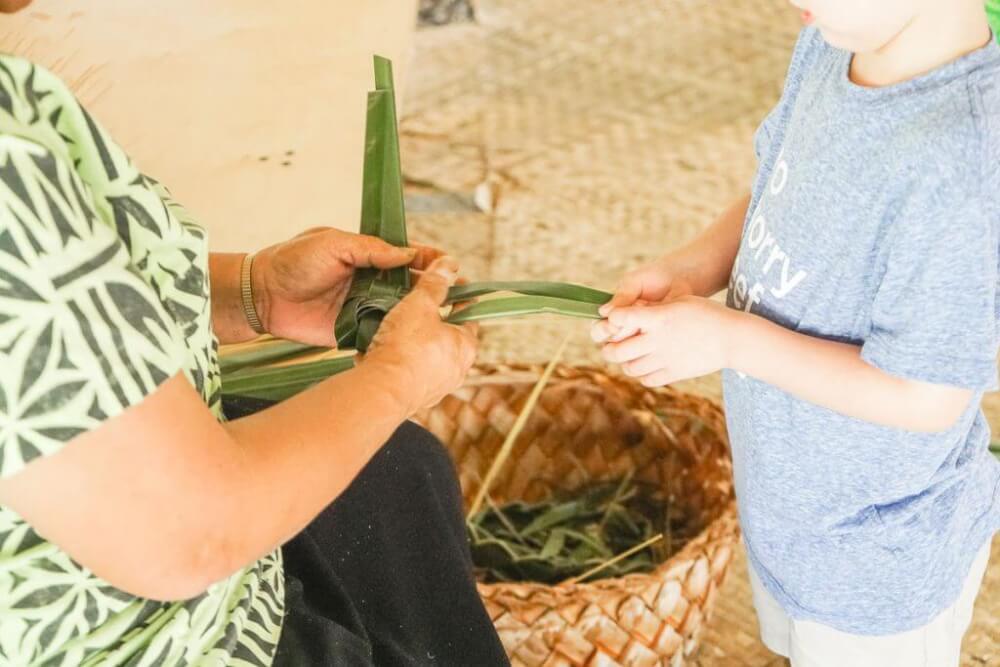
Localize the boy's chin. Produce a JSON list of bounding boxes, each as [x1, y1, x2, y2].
[[816, 26, 884, 54]]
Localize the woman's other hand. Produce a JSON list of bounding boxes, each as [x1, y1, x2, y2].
[[252, 227, 444, 346], [362, 256, 479, 414]]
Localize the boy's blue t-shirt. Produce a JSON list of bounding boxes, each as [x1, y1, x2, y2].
[[724, 27, 1000, 635]]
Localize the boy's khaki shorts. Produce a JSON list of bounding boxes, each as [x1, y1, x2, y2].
[[749, 541, 992, 667]]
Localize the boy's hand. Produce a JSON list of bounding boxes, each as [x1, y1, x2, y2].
[[597, 296, 736, 387], [594, 258, 694, 343], [601, 257, 694, 311]]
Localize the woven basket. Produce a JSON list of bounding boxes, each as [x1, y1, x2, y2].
[[413, 364, 739, 667]]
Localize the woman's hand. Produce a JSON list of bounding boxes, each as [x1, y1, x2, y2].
[[362, 256, 479, 413], [251, 227, 444, 346], [596, 296, 735, 386]]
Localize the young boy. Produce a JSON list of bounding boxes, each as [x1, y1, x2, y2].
[[593, 2, 999, 665]]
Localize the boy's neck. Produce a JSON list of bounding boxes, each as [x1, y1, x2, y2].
[[851, 4, 992, 87]]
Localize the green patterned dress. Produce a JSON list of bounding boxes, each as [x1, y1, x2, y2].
[[0, 55, 283, 665]]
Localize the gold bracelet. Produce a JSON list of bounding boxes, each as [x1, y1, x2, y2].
[[240, 253, 267, 335]]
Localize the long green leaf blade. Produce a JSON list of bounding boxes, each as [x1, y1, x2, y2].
[[218, 340, 322, 376], [221, 357, 355, 401], [446, 295, 603, 324], [447, 281, 611, 305]]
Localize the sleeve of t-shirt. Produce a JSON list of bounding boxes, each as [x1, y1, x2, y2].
[[754, 27, 825, 162], [0, 136, 187, 478], [861, 171, 999, 390]]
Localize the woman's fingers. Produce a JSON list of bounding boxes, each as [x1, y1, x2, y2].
[[409, 256, 459, 307], [333, 232, 416, 270], [408, 243, 446, 271]]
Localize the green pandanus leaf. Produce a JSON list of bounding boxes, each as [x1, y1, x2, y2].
[[217, 339, 320, 376], [221, 356, 356, 402], [445, 281, 611, 305], [333, 56, 613, 353], [446, 294, 604, 324], [338, 280, 612, 352]]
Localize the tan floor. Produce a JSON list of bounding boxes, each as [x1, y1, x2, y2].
[[398, 1, 1000, 664]]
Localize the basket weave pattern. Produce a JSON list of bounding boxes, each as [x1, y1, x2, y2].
[[414, 364, 739, 666]]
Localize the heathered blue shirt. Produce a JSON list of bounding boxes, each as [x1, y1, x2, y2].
[[723, 27, 1000, 635]]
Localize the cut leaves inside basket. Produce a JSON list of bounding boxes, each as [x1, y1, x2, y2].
[[467, 477, 691, 584]]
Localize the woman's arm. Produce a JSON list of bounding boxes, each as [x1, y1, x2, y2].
[[0, 260, 477, 601]]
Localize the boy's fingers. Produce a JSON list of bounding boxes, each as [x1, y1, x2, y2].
[[590, 320, 616, 343], [608, 325, 639, 343], [621, 354, 663, 378], [600, 277, 641, 316], [608, 305, 664, 332], [601, 333, 655, 364], [639, 369, 674, 388]]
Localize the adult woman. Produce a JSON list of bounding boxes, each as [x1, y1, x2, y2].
[[0, 0, 507, 664]]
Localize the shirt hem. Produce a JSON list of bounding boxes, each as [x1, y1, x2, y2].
[[743, 529, 997, 636]]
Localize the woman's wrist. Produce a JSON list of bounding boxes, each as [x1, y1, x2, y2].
[[353, 355, 422, 418], [209, 253, 266, 344], [247, 249, 273, 334]]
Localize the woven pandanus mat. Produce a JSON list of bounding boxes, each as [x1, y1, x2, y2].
[[413, 364, 739, 666]]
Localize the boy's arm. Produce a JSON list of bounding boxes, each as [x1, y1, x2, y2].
[[598, 192, 750, 336], [668, 192, 752, 297], [728, 310, 974, 432], [601, 300, 974, 433]]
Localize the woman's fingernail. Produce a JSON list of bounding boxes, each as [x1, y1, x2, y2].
[[433, 265, 457, 279]]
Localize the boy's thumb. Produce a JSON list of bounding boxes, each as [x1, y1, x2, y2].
[[600, 279, 640, 316]]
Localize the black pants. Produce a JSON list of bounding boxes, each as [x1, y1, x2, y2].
[[223, 398, 508, 667]]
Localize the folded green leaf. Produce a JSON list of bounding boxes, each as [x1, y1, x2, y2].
[[332, 56, 612, 354]]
